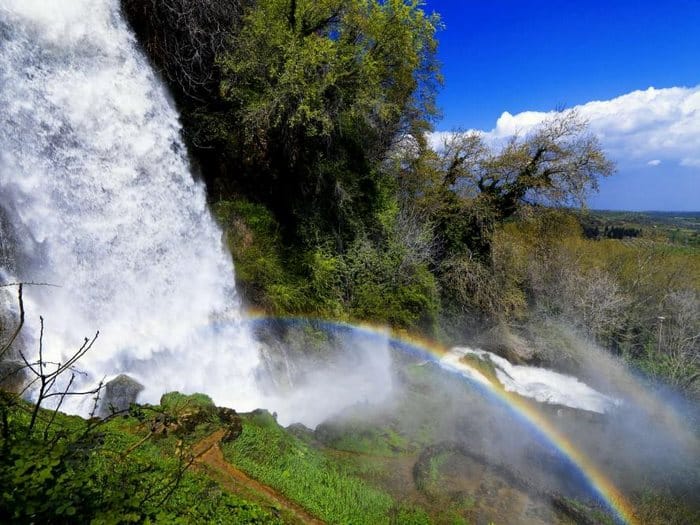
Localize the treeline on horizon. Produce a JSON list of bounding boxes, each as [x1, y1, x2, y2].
[[123, 0, 698, 396]]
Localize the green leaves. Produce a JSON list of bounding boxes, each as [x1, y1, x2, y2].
[[0, 397, 281, 523], [208, 0, 442, 245], [220, 0, 439, 139]]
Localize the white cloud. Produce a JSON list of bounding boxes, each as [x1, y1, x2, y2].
[[680, 157, 700, 168], [430, 85, 700, 173]]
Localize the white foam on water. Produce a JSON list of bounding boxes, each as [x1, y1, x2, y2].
[[443, 347, 621, 414]]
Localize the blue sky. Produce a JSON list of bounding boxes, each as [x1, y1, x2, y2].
[[424, 1, 700, 211]]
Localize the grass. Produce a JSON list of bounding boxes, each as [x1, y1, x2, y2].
[[5, 379, 699, 525], [222, 410, 396, 524], [90, 408, 286, 524], [317, 420, 412, 457]]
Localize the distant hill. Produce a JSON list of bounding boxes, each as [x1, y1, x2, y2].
[[577, 210, 700, 247]]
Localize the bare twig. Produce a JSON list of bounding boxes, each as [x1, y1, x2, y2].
[[43, 372, 75, 441], [88, 378, 105, 419], [27, 317, 47, 435], [120, 430, 155, 459], [0, 281, 61, 288]]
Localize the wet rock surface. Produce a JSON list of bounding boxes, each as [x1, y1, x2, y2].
[[413, 441, 600, 525], [99, 374, 144, 417], [0, 359, 25, 393], [473, 324, 539, 365], [218, 406, 243, 443]]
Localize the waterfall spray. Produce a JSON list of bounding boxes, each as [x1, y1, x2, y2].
[[0, 0, 262, 411], [0, 0, 393, 424]]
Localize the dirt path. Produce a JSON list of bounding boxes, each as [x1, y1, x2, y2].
[[192, 430, 325, 525]]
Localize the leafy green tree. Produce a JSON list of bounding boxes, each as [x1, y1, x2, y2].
[[395, 111, 613, 259], [386, 112, 614, 329], [438, 110, 615, 222], [207, 0, 441, 244]]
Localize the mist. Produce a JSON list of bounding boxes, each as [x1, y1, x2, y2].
[[257, 317, 700, 523]]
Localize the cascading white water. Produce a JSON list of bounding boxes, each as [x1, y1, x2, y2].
[[0, 0, 393, 423], [441, 347, 621, 414], [0, 0, 269, 411]]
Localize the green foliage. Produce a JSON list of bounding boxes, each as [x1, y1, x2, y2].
[[633, 489, 700, 525], [223, 410, 395, 523], [0, 396, 279, 524], [216, 199, 309, 313], [217, 195, 440, 330], [491, 209, 700, 395], [302, 247, 347, 317], [199, 0, 441, 246], [316, 419, 412, 456], [390, 505, 433, 525], [160, 391, 215, 413], [218, 0, 441, 151], [344, 235, 439, 330]]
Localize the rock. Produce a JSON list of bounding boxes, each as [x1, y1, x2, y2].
[[550, 493, 600, 525], [152, 393, 242, 440], [286, 422, 315, 442], [0, 359, 26, 393], [175, 410, 206, 433], [474, 324, 538, 364], [157, 392, 217, 434], [99, 374, 143, 417], [218, 407, 242, 443]]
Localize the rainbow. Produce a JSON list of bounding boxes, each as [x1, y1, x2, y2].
[[245, 313, 639, 525]]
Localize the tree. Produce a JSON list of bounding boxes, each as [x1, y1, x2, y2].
[[384, 112, 614, 327], [121, 0, 248, 100], [437, 110, 615, 221], [205, 0, 442, 245]]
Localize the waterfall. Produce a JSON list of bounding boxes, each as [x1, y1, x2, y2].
[[0, 0, 394, 423], [0, 0, 265, 412]]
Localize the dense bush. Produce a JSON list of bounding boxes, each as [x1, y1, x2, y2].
[[217, 196, 441, 330], [121, 0, 247, 99]]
